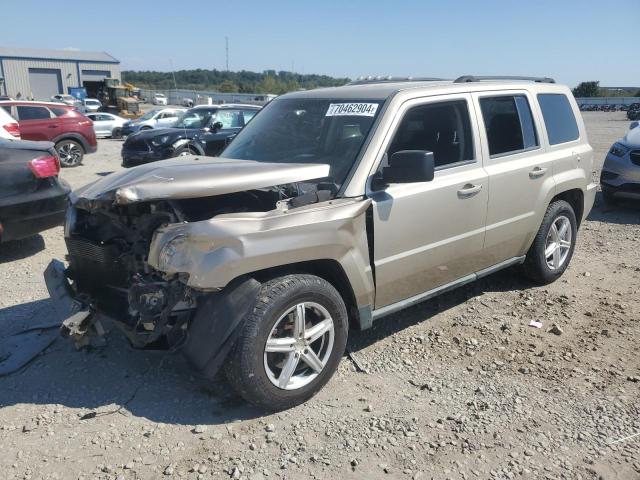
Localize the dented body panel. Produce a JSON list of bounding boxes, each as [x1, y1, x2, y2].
[[147, 197, 375, 307], [74, 156, 330, 205]]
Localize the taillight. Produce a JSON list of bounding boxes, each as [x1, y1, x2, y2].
[[78, 119, 92, 126], [28, 155, 60, 178], [3, 122, 20, 138]]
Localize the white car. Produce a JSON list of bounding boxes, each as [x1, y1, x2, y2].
[[86, 112, 128, 139], [120, 108, 185, 135], [152, 93, 168, 106], [0, 106, 20, 139], [83, 98, 102, 113]]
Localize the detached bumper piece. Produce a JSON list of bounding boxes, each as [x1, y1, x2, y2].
[[44, 259, 105, 349]]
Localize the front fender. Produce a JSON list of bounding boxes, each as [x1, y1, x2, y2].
[[148, 198, 375, 308]]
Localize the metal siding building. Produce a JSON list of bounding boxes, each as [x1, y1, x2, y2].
[[0, 47, 120, 100]]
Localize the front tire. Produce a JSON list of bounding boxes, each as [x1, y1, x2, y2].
[[224, 275, 348, 410], [523, 200, 577, 284], [56, 139, 84, 167], [174, 145, 198, 157]]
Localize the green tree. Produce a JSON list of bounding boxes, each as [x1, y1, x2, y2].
[[635, 89, 640, 97], [572, 81, 601, 98], [218, 80, 239, 93]]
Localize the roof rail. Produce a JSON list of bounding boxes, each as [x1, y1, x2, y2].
[[347, 76, 447, 86], [454, 75, 555, 84]]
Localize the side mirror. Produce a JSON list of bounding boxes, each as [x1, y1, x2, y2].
[[630, 121, 639, 130], [210, 121, 224, 132], [382, 150, 435, 184]]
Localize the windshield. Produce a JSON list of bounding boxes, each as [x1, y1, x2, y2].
[[173, 109, 215, 129], [139, 109, 160, 121], [221, 98, 382, 186], [155, 94, 166, 98], [85, 100, 100, 105]]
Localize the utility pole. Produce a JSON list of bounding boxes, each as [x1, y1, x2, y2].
[[225, 36, 229, 71]]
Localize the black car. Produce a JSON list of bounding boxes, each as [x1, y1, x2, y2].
[[0, 139, 70, 243], [121, 104, 261, 168], [627, 104, 640, 121]]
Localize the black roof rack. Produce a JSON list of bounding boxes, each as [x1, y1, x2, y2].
[[347, 76, 447, 86], [454, 75, 555, 84]]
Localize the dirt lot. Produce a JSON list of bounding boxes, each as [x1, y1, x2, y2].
[[0, 112, 638, 480]]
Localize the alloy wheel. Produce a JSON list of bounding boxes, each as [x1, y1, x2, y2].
[[545, 215, 572, 270], [57, 142, 82, 167], [263, 302, 335, 390]]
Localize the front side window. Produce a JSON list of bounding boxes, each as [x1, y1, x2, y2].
[[242, 109, 257, 124], [221, 98, 383, 186], [173, 109, 215, 129], [17, 106, 51, 121], [388, 100, 474, 168], [480, 95, 539, 157], [215, 110, 243, 128], [537, 94, 579, 145]]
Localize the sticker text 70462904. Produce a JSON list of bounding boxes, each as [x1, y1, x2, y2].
[[325, 103, 379, 117]]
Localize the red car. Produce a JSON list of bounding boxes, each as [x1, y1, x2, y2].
[[0, 101, 97, 167]]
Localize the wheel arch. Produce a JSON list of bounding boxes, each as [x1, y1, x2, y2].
[[52, 133, 88, 153], [245, 259, 362, 330], [551, 188, 584, 227]]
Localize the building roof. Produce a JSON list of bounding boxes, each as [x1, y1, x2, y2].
[[0, 46, 119, 64]]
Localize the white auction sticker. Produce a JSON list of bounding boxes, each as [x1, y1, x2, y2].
[[326, 103, 378, 117]]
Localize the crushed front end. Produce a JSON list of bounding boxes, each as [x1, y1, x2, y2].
[[47, 198, 198, 349]]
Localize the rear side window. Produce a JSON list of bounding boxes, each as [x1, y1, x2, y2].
[[51, 107, 71, 117], [480, 95, 538, 157], [537, 94, 579, 145], [388, 100, 474, 168], [216, 110, 243, 128], [17, 106, 51, 120], [242, 109, 257, 124]]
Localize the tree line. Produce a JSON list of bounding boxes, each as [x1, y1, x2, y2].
[[573, 81, 640, 98], [122, 69, 351, 94]]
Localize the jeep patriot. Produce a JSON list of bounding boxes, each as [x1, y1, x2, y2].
[[45, 75, 597, 409]]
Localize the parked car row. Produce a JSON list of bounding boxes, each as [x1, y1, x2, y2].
[[579, 103, 640, 112]]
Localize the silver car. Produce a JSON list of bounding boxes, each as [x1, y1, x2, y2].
[[86, 112, 128, 138], [45, 76, 596, 410], [83, 98, 102, 113], [601, 121, 640, 203]]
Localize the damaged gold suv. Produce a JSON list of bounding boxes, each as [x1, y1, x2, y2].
[[45, 76, 597, 409]]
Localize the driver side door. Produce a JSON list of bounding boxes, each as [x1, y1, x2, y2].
[[370, 94, 489, 309]]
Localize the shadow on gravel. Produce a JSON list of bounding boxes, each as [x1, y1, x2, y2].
[[348, 266, 530, 353], [0, 235, 45, 263], [95, 171, 115, 177], [0, 300, 263, 425], [587, 192, 640, 225]]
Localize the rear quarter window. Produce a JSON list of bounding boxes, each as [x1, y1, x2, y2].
[[537, 94, 579, 145]]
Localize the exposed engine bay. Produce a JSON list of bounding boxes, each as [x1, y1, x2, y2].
[[63, 182, 334, 349]]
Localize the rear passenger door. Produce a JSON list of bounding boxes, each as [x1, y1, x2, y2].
[[472, 91, 555, 265], [15, 105, 57, 141], [536, 93, 590, 190], [370, 94, 489, 309]]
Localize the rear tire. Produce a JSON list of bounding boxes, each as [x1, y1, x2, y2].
[[112, 127, 122, 139], [224, 275, 348, 410], [523, 200, 577, 284], [56, 139, 84, 167]]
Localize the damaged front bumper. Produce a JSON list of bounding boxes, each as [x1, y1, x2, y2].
[[44, 259, 106, 348], [43, 259, 262, 379]]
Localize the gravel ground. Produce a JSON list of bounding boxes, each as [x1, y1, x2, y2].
[[0, 112, 638, 480]]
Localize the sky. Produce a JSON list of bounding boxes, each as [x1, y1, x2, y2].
[[1, 0, 639, 88]]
